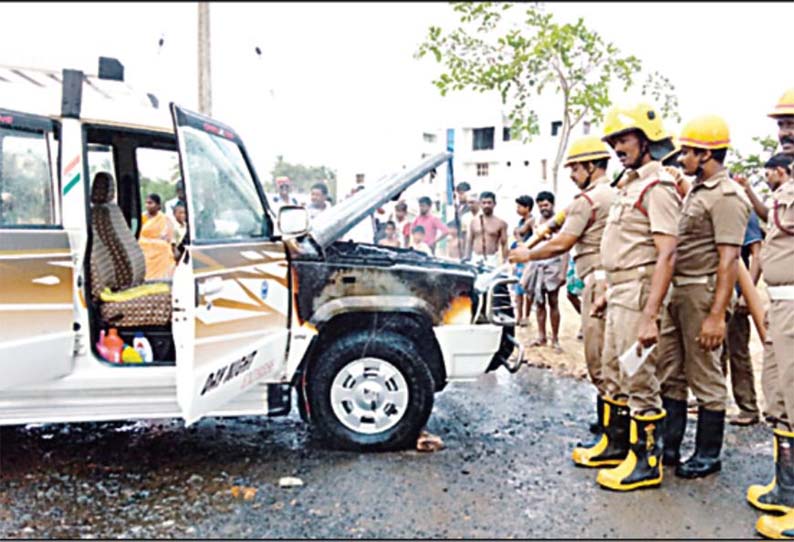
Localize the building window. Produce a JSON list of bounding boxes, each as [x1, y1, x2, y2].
[[541, 159, 548, 181], [476, 163, 489, 177], [502, 127, 511, 142], [583, 121, 591, 135], [551, 121, 563, 137], [422, 132, 437, 143], [472, 127, 495, 151]]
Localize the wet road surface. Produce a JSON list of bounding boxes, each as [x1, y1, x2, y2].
[[0, 367, 772, 538]]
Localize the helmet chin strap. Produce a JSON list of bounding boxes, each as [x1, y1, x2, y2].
[[695, 158, 707, 179], [582, 163, 596, 189], [629, 140, 652, 169], [694, 150, 711, 179]]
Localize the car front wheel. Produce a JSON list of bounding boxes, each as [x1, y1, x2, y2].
[[307, 330, 434, 451]]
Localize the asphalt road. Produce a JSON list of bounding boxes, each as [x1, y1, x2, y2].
[[0, 366, 773, 538]]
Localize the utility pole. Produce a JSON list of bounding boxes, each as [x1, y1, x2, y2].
[[198, 2, 212, 116]]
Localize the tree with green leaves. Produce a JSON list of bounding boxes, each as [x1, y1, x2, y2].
[[269, 155, 338, 201], [415, 2, 680, 192]]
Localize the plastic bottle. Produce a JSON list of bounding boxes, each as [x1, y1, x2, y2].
[[96, 330, 112, 362], [104, 328, 124, 364], [133, 333, 154, 363], [122, 346, 143, 363]]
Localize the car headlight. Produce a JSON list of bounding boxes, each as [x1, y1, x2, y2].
[[442, 296, 473, 325]]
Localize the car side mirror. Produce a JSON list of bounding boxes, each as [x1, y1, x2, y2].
[[278, 205, 309, 237]]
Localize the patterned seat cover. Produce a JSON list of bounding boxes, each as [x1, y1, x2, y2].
[[89, 172, 172, 327]]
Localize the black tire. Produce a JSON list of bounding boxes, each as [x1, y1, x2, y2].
[[307, 330, 434, 452]]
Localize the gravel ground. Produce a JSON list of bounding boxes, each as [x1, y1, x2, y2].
[[0, 364, 774, 539]]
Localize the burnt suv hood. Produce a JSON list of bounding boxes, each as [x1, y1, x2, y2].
[[323, 240, 477, 276], [308, 152, 452, 249]]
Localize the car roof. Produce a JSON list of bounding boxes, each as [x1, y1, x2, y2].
[[0, 64, 174, 133]]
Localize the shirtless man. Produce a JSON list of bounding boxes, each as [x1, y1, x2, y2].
[[521, 191, 567, 352], [465, 191, 508, 266]]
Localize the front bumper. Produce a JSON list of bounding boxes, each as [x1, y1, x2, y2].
[[476, 269, 524, 373], [433, 324, 504, 381], [433, 269, 525, 382]]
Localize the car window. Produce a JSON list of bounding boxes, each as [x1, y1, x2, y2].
[[180, 126, 268, 242], [0, 127, 56, 227], [137, 146, 181, 215], [86, 143, 116, 204]]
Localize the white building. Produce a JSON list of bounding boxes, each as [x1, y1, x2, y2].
[[417, 93, 614, 231]]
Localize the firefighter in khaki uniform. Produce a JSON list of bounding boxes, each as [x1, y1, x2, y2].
[[508, 135, 616, 462], [743, 88, 794, 540], [656, 115, 751, 480], [594, 103, 681, 491]]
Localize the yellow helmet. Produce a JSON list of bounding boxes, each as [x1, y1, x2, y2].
[[678, 114, 730, 150], [602, 103, 669, 143], [564, 135, 611, 167], [769, 88, 794, 118]]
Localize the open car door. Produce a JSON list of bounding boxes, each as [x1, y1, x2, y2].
[[170, 105, 290, 425], [0, 109, 75, 389]]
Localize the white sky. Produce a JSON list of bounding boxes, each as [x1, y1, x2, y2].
[[0, 2, 791, 190]]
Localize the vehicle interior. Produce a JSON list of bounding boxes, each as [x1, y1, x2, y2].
[[84, 124, 182, 366]]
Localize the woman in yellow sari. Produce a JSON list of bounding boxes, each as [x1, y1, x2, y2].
[[139, 193, 175, 280]]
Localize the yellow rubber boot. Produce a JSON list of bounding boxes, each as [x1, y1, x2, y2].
[[757, 508, 794, 539], [597, 409, 665, 491], [572, 396, 629, 468], [749, 428, 794, 514]]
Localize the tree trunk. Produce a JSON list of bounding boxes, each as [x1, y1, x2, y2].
[[551, 113, 571, 195]]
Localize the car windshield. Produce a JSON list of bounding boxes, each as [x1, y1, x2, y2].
[[180, 126, 269, 242]]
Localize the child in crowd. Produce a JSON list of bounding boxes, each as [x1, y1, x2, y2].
[[410, 225, 433, 256], [378, 220, 401, 248], [439, 221, 463, 260], [510, 228, 529, 326], [171, 201, 188, 260]]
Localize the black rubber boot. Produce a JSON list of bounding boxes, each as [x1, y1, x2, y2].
[[589, 396, 605, 435], [661, 396, 687, 466], [748, 428, 794, 514], [596, 409, 665, 491], [676, 407, 724, 479], [572, 396, 630, 468], [578, 396, 605, 447]]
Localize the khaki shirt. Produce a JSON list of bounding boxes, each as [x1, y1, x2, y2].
[[761, 179, 794, 286], [561, 175, 616, 280], [674, 170, 751, 277], [600, 161, 680, 272]]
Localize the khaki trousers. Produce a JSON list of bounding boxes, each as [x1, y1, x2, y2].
[[762, 300, 794, 429], [658, 281, 727, 412], [582, 276, 606, 395], [601, 276, 662, 414], [720, 307, 759, 416]]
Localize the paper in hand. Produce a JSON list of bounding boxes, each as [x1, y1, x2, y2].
[[619, 342, 656, 378]]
